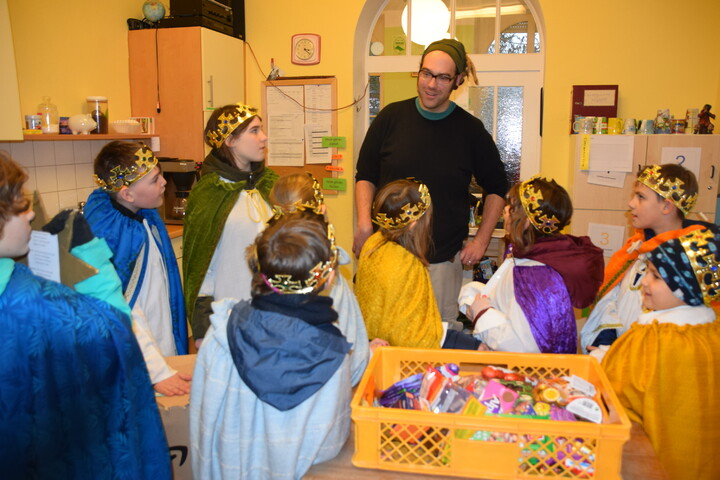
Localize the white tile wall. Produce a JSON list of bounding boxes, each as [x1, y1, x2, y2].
[[0, 138, 129, 217]]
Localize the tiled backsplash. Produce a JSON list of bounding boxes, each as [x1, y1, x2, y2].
[[1, 139, 119, 218]]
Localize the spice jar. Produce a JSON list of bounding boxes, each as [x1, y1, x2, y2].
[[86, 96, 108, 134]]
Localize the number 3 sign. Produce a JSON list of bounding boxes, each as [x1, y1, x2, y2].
[[588, 223, 625, 257]]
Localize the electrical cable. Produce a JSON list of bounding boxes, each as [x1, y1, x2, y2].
[[244, 41, 369, 113]]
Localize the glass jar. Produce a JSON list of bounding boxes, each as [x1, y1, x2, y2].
[[38, 96, 59, 134], [86, 96, 109, 134]]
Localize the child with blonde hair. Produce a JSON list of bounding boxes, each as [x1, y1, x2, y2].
[[463, 176, 604, 353], [601, 225, 720, 480], [269, 172, 382, 383]]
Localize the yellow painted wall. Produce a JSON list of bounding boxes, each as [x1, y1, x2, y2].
[[243, 0, 365, 276], [7, 0, 139, 122], [6, 0, 720, 264], [540, 0, 720, 186]]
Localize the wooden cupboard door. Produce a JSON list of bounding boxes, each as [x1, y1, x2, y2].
[[571, 135, 647, 211], [201, 28, 245, 112], [129, 27, 205, 162], [645, 135, 720, 219]]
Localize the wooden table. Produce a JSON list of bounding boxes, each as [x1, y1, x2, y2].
[[305, 423, 667, 480]]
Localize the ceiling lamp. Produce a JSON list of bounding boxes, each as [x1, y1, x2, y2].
[[401, 0, 451, 46]]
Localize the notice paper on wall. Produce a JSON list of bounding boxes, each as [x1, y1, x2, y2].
[[304, 84, 333, 164], [587, 222, 626, 257], [266, 83, 333, 166], [587, 136, 634, 172], [587, 171, 626, 188], [305, 124, 331, 164], [266, 85, 305, 166]]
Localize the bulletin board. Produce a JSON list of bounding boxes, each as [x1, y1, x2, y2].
[[261, 77, 339, 190]]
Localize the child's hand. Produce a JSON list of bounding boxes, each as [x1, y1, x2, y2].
[[154, 372, 192, 396], [468, 294, 492, 320], [587, 345, 610, 363], [369, 338, 389, 352]]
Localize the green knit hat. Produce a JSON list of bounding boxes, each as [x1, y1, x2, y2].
[[421, 39, 467, 74]]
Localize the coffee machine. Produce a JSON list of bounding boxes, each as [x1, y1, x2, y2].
[[158, 157, 200, 224]]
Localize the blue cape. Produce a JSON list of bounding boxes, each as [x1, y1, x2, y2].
[[84, 189, 188, 354], [0, 261, 170, 479]]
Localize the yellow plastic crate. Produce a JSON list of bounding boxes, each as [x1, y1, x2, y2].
[[351, 348, 631, 479]]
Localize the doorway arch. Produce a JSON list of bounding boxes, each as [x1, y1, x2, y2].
[[353, 0, 546, 184]]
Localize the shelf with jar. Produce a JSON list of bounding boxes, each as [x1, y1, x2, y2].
[[22, 133, 157, 142]]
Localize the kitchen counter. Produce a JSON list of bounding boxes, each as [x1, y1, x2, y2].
[[166, 224, 183, 239]]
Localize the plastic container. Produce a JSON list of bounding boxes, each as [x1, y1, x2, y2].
[[38, 96, 59, 134], [351, 348, 631, 479], [25, 114, 42, 130], [86, 96, 109, 134], [110, 119, 142, 135]]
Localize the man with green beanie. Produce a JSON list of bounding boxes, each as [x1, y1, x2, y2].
[[354, 38, 508, 329]]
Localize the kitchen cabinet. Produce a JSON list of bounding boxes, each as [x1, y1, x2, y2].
[[570, 134, 720, 250], [129, 27, 244, 163]]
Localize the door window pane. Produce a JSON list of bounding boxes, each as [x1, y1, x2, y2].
[[469, 85, 522, 184], [455, 0, 497, 54], [370, 0, 407, 56], [497, 86, 523, 184]]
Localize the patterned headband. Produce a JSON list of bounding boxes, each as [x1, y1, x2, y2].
[[205, 103, 258, 149], [94, 144, 158, 192], [649, 227, 720, 306], [261, 222, 339, 294], [372, 179, 431, 230], [637, 165, 697, 215], [518, 176, 561, 234]]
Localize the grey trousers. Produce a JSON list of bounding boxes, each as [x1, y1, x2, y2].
[[428, 252, 464, 331]]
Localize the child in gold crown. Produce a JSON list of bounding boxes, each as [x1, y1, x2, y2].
[[355, 178, 483, 349], [84, 140, 191, 396], [461, 176, 604, 353], [580, 163, 712, 352], [602, 225, 720, 480], [183, 103, 277, 348], [269, 173, 387, 383], [190, 214, 353, 479]]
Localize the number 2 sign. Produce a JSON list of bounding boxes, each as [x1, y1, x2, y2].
[[660, 147, 701, 179]]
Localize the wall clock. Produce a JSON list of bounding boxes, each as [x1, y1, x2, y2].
[[291, 33, 321, 65]]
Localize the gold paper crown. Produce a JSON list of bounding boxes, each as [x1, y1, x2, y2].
[[637, 165, 697, 215], [372, 180, 431, 230], [519, 176, 561, 234], [679, 228, 720, 305], [262, 223, 339, 294], [205, 103, 258, 149], [271, 173, 325, 220], [94, 144, 158, 192]]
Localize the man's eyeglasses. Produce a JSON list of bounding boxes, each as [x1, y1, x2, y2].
[[418, 69, 456, 86]]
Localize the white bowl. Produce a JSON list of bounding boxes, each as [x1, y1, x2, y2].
[[110, 119, 142, 135]]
